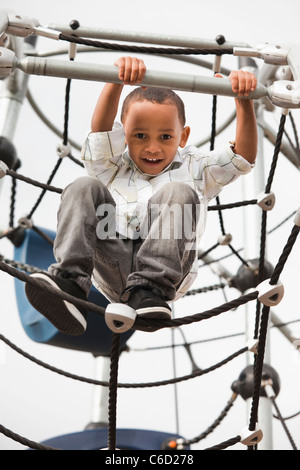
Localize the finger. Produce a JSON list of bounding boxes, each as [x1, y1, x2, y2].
[[243, 71, 258, 96], [114, 57, 126, 82], [229, 71, 239, 94], [250, 73, 257, 92], [231, 70, 249, 96], [237, 71, 247, 96], [244, 72, 253, 96], [123, 56, 134, 84], [136, 60, 146, 84], [130, 57, 146, 84]]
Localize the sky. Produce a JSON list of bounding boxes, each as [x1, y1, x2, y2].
[[0, 0, 300, 451]]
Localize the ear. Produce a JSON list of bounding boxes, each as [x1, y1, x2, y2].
[[179, 126, 190, 148]]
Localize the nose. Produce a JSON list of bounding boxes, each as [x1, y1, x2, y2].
[[145, 139, 161, 154]]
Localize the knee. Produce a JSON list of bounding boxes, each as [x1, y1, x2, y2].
[[66, 176, 100, 193], [156, 182, 199, 205], [63, 176, 111, 200]]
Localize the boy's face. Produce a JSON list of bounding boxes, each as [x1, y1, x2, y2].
[[122, 101, 190, 175]]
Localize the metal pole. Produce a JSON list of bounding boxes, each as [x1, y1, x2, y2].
[[0, 36, 30, 195], [16, 56, 268, 99], [86, 356, 110, 428], [46, 23, 250, 50]]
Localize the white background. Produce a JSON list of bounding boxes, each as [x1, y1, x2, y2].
[[0, 0, 300, 450]]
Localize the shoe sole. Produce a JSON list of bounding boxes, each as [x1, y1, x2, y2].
[[136, 306, 171, 320], [25, 273, 87, 336], [134, 306, 171, 332]]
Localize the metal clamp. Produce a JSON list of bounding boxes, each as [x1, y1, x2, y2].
[[262, 379, 276, 399], [247, 339, 259, 354], [257, 278, 284, 307], [268, 80, 300, 109], [57, 142, 71, 158], [218, 233, 232, 245], [105, 303, 137, 333], [240, 424, 263, 446], [257, 191, 276, 211], [294, 207, 300, 227], [18, 216, 33, 229], [0, 160, 8, 178], [5, 13, 60, 40], [234, 43, 289, 66], [0, 47, 16, 78], [6, 13, 39, 37]]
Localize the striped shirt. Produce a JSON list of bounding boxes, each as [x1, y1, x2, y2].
[[81, 122, 254, 298]]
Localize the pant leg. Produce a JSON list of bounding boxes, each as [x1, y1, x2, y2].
[[49, 175, 139, 301], [48, 176, 120, 295], [126, 182, 200, 301]]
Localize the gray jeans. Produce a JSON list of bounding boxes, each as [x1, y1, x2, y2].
[[49, 176, 200, 302]]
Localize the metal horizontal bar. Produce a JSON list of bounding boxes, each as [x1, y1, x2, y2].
[[46, 23, 250, 50], [17, 57, 268, 100]]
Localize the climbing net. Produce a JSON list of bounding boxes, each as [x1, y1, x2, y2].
[[0, 20, 300, 450]]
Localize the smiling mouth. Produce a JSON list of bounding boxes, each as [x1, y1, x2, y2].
[[143, 158, 163, 163]]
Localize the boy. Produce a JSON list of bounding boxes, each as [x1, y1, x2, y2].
[[25, 56, 257, 334]]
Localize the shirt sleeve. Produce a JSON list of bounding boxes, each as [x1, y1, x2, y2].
[[80, 122, 126, 183], [189, 142, 255, 201], [81, 122, 125, 162]]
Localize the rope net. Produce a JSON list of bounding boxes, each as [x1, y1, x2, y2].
[[0, 28, 299, 451]]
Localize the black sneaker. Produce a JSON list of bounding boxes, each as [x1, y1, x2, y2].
[[126, 286, 172, 332], [25, 272, 88, 336]]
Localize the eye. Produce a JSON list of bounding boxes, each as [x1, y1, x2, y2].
[[161, 134, 172, 140], [135, 133, 146, 139]]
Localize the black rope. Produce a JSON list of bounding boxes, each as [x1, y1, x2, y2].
[[107, 333, 121, 450], [204, 435, 241, 450], [9, 175, 17, 228], [0, 257, 258, 330], [210, 93, 226, 239], [0, 423, 58, 450], [249, 223, 300, 434], [63, 78, 72, 146], [182, 394, 237, 446], [254, 113, 287, 339], [265, 113, 286, 194], [0, 331, 247, 389], [274, 409, 300, 421], [270, 224, 300, 285], [270, 396, 297, 450], [248, 304, 271, 433], [27, 157, 63, 219], [32, 225, 54, 246], [59, 33, 233, 56], [198, 242, 220, 259], [209, 89, 249, 270], [25, 64, 74, 221], [6, 169, 63, 194], [208, 199, 257, 210]]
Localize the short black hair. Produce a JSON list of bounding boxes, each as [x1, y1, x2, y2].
[[121, 87, 186, 127]]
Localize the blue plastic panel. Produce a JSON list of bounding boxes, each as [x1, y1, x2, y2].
[[14, 227, 134, 356], [40, 428, 189, 450]]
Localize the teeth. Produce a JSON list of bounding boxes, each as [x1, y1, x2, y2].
[[145, 158, 160, 162]]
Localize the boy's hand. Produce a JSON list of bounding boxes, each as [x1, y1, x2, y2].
[[114, 56, 146, 86], [215, 70, 257, 97], [229, 70, 257, 97]]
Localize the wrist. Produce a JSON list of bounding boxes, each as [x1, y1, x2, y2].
[[235, 97, 254, 108]]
